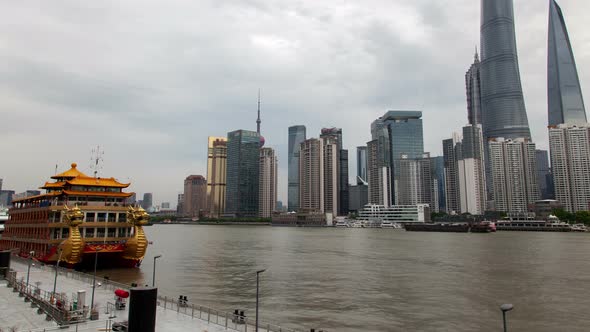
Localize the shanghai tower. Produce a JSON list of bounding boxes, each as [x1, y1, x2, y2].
[[548, 0, 587, 126], [480, 0, 531, 140]]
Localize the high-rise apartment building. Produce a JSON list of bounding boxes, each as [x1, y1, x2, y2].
[[183, 175, 207, 218], [298, 137, 339, 215], [206, 136, 227, 218], [288, 125, 306, 212], [259, 147, 278, 218], [395, 153, 438, 211], [536, 150, 554, 199], [299, 138, 323, 212], [489, 138, 539, 213], [320, 128, 348, 215], [356, 146, 368, 183], [177, 193, 184, 215], [480, 0, 531, 141], [548, 0, 586, 126], [466, 50, 482, 125], [225, 129, 260, 217], [549, 124, 590, 212], [322, 137, 339, 215]]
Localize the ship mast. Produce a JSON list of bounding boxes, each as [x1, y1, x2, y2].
[[90, 146, 104, 178]]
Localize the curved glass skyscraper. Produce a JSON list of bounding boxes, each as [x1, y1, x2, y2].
[[548, 0, 587, 126], [480, 0, 531, 140]]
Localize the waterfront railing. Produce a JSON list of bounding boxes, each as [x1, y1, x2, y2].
[[10, 255, 299, 332]]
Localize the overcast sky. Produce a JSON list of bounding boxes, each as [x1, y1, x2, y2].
[[1, 0, 589, 207]]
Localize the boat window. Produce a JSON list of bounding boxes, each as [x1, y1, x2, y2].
[[52, 228, 60, 239], [108, 213, 116, 222], [85, 212, 95, 222], [62, 228, 69, 238], [107, 228, 116, 237], [118, 213, 127, 222], [96, 228, 105, 238], [97, 213, 106, 222], [84, 228, 95, 238]]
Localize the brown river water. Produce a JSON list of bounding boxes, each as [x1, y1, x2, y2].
[[98, 225, 590, 331]]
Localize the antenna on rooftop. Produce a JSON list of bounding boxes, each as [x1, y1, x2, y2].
[[90, 146, 104, 178]]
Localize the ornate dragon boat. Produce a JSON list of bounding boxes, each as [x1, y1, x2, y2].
[[0, 163, 149, 268]]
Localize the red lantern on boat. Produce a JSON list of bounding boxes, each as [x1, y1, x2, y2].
[[114, 289, 129, 298]]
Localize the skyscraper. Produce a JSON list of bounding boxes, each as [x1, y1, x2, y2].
[[206, 136, 227, 218], [535, 149, 554, 199], [259, 147, 278, 218], [298, 137, 339, 215], [141, 193, 153, 210], [396, 153, 438, 210], [225, 129, 260, 217], [288, 125, 306, 212], [443, 133, 461, 214], [480, 0, 531, 140], [367, 139, 392, 207], [489, 138, 539, 213], [320, 128, 349, 215], [357, 146, 368, 183], [457, 125, 487, 215], [547, 0, 586, 126], [466, 49, 482, 125], [374, 111, 424, 204], [183, 175, 207, 218], [549, 124, 590, 212], [431, 156, 446, 213]]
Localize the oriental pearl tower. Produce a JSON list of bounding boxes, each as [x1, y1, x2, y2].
[[257, 89, 265, 147]]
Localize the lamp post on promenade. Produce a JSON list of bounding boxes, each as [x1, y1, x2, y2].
[[26, 250, 35, 291], [255, 269, 266, 332], [500, 303, 514, 332], [152, 255, 162, 287], [90, 247, 99, 311], [52, 248, 63, 303]]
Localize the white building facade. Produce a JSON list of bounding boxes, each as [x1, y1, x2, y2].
[[549, 124, 590, 212]]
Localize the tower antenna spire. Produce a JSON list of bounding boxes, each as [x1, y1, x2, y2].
[[256, 89, 261, 135]]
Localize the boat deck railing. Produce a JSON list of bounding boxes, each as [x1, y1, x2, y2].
[[10, 255, 300, 332]]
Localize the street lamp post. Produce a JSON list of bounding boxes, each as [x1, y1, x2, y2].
[[52, 248, 64, 303], [26, 251, 35, 292], [255, 269, 266, 332], [152, 255, 162, 287], [90, 247, 99, 311], [500, 303, 514, 332]]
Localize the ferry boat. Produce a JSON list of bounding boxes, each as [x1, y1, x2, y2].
[[495, 216, 571, 232], [0, 163, 149, 267]]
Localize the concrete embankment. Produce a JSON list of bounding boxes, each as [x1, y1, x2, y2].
[[1, 257, 293, 332]]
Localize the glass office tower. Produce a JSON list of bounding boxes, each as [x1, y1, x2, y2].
[[288, 125, 306, 212], [225, 129, 260, 217], [480, 0, 531, 140], [548, 0, 587, 126]]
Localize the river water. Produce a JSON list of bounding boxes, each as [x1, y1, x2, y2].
[[101, 225, 590, 331]]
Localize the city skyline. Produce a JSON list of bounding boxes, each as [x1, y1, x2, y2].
[[1, 1, 589, 207]]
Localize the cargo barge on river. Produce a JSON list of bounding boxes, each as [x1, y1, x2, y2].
[[0, 163, 149, 267]]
